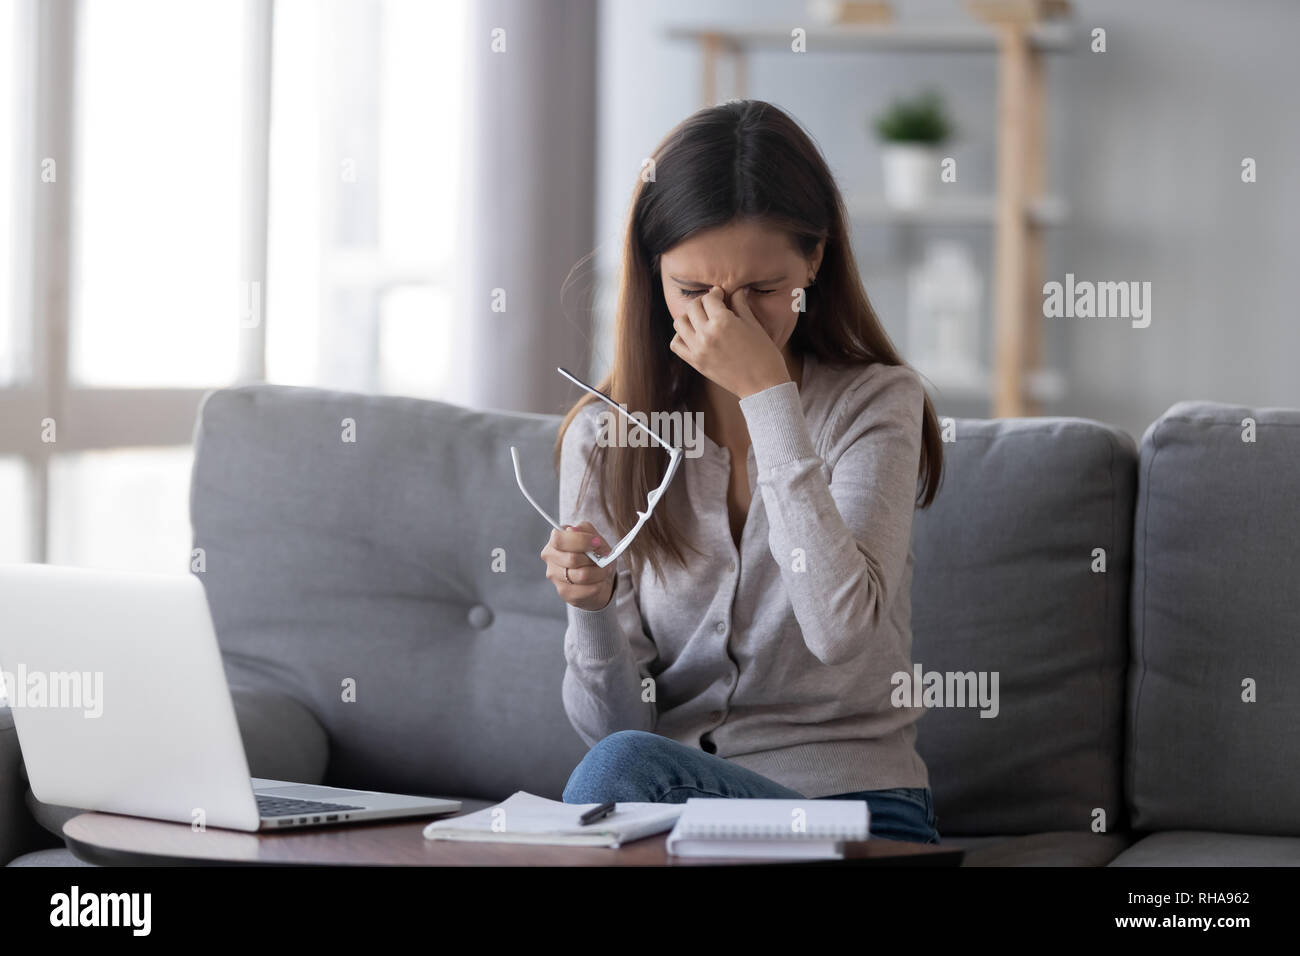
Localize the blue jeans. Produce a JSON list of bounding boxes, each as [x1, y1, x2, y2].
[[563, 730, 940, 845]]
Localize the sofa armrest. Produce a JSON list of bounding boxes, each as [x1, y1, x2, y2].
[[230, 686, 330, 784], [1, 705, 54, 865]]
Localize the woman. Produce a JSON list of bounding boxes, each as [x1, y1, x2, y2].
[[540, 99, 945, 844]]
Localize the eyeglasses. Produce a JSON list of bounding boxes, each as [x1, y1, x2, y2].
[[510, 366, 684, 569]]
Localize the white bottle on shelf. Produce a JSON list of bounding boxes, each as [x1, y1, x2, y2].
[[906, 240, 986, 395]]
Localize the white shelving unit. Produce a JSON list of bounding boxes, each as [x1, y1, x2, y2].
[[847, 194, 1069, 228], [667, 10, 1075, 415]]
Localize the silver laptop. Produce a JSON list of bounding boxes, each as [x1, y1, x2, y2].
[[0, 563, 461, 832]]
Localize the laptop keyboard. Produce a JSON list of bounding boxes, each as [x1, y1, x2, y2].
[[257, 794, 366, 819]]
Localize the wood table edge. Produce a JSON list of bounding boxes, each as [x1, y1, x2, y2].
[[62, 812, 964, 867]]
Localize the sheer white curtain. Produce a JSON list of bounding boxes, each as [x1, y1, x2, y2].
[[447, 0, 599, 415], [266, 0, 471, 401], [0, 0, 597, 568]]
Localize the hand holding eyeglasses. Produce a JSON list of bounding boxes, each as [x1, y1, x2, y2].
[[539, 520, 617, 612], [510, 367, 684, 574]]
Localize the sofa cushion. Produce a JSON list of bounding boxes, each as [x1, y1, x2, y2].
[[6, 847, 97, 867], [24, 788, 80, 840], [944, 831, 1131, 866], [0, 704, 52, 865], [1126, 401, 1300, 834], [190, 385, 587, 802], [1109, 831, 1300, 866], [910, 416, 1137, 835], [229, 686, 331, 784]]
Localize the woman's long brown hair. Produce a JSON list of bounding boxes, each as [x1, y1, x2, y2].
[[555, 99, 944, 584]]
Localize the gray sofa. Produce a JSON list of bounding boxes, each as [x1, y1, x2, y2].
[[3, 384, 1298, 866]]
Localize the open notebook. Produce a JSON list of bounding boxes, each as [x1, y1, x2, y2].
[[666, 798, 870, 860], [422, 791, 684, 848]]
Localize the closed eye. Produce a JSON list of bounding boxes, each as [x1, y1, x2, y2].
[[678, 287, 777, 298]]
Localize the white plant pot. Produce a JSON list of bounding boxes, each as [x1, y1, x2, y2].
[[880, 144, 938, 209]]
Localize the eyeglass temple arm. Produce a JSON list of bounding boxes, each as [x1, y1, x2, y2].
[[509, 368, 683, 570], [509, 446, 606, 566], [556, 367, 675, 451], [509, 444, 683, 570], [595, 446, 683, 567]]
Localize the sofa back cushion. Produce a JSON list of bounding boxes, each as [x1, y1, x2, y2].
[[1126, 401, 1300, 834], [910, 417, 1137, 835], [191, 385, 586, 801]]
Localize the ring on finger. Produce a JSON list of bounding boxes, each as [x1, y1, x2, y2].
[[564, 567, 572, 584]]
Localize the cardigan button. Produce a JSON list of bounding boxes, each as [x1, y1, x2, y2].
[[714, 621, 726, 634]]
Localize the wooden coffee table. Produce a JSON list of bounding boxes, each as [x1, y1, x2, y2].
[[63, 812, 963, 866]]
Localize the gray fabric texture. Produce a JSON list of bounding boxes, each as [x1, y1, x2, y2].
[[1109, 831, 1300, 866], [449, 0, 597, 414], [6, 847, 97, 867], [0, 707, 23, 858], [944, 831, 1132, 867], [560, 358, 932, 797], [1125, 401, 1300, 834], [0, 706, 54, 864], [229, 686, 331, 785], [24, 790, 79, 841], [909, 417, 1137, 835], [6, 387, 1292, 866], [190, 384, 589, 802]]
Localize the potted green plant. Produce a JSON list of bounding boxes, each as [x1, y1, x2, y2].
[[872, 90, 953, 208]]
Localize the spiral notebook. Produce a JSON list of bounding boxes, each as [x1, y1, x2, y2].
[[665, 799, 870, 860], [422, 791, 684, 848]]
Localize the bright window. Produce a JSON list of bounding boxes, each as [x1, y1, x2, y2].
[[0, 458, 28, 563], [266, 0, 466, 399], [0, 0, 467, 570], [0, 0, 19, 386], [69, 0, 242, 387], [48, 447, 194, 572]]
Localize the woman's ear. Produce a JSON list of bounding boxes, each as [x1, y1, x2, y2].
[[808, 240, 826, 282]]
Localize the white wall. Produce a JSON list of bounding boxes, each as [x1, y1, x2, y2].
[[591, 0, 1300, 441]]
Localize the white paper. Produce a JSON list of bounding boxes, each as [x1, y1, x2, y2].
[[423, 791, 685, 848]]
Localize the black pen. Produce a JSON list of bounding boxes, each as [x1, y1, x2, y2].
[[579, 801, 615, 825]]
